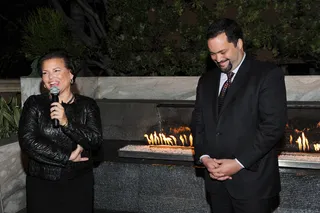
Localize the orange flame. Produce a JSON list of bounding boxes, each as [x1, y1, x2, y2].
[[144, 127, 193, 147], [170, 126, 191, 134], [145, 125, 320, 152], [295, 132, 309, 151]]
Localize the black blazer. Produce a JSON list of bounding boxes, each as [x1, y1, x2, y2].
[[192, 57, 287, 199]]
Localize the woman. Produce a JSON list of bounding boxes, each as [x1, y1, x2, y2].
[[18, 50, 103, 213]]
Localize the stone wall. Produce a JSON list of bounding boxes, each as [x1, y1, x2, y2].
[[12, 76, 320, 213], [21, 76, 320, 104], [93, 162, 320, 213], [0, 142, 26, 213]]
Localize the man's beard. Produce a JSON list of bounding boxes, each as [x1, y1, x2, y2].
[[218, 60, 233, 73]]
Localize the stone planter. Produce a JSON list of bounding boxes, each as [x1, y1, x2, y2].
[[19, 76, 320, 213], [0, 138, 26, 213], [0, 135, 18, 147]]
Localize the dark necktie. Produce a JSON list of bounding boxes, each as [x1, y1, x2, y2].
[[218, 72, 234, 113]]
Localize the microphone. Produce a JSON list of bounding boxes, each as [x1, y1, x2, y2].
[[50, 86, 60, 128]]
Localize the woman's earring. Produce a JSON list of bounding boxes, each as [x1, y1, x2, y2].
[[43, 84, 47, 89], [70, 79, 74, 85]]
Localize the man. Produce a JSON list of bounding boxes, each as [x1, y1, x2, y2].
[[192, 18, 287, 213]]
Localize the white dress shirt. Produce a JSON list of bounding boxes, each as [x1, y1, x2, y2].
[[218, 53, 246, 94]]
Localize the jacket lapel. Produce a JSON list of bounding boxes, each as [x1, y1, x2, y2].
[[218, 58, 251, 116], [209, 69, 221, 122]]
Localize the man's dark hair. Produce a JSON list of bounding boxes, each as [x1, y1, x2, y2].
[[37, 50, 76, 82], [207, 18, 243, 46]]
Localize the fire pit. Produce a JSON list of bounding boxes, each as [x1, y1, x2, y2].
[[118, 101, 320, 169], [118, 145, 194, 161], [94, 98, 320, 213], [118, 146, 320, 169], [119, 125, 194, 161]]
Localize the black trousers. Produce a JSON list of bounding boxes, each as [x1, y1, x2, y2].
[[209, 183, 279, 213], [26, 172, 93, 213]]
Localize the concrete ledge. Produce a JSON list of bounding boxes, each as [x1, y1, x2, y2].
[[0, 80, 20, 93], [20, 76, 320, 104]]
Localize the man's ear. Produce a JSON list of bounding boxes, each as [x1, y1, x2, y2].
[[237, 39, 243, 50]]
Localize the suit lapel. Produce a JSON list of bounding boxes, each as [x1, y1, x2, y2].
[[202, 69, 220, 124], [211, 69, 221, 122], [218, 58, 251, 116]]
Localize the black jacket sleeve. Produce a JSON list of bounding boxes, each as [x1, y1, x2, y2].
[[61, 99, 103, 150], [18, 96, 71, 167]]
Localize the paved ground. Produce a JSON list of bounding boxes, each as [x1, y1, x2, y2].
[[18, 209, 133, 213]]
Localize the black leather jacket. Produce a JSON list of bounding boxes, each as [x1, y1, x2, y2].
[[18, 93, 103, 181]]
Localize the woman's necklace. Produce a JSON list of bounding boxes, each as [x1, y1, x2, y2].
[[65, 94, 75, 104], [49, 93, 75, 104]]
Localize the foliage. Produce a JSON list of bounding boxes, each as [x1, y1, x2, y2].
[[0, 9, 31, 78], [105, 0, 320, 75], [0, 96, 21, 139], [21, 0, 320, 76], [21, 7, 86, 76], [105, 0, 210, 76], [233, 0, 320, 66]]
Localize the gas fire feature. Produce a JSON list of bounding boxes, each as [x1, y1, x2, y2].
[[144, 126, 193, 147], [118, 101, 320, 169]]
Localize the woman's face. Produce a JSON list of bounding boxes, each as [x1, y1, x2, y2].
[[41, 58, 74, 94]]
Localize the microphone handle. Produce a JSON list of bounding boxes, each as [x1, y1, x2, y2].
[[51, 94, 59, 128], [53, 118, 59, 128]]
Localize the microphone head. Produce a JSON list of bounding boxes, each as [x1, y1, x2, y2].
[[50, 86, 60, 95]]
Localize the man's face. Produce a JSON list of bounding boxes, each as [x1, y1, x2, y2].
[[207, 32, 244, 73]]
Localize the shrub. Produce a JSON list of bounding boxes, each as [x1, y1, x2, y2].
[[0, 96, 21, 139]]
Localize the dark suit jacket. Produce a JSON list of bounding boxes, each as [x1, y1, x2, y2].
[[192, 57, 287, 199]]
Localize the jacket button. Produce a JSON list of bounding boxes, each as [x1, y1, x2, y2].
[[216, 132, 221, 136]]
